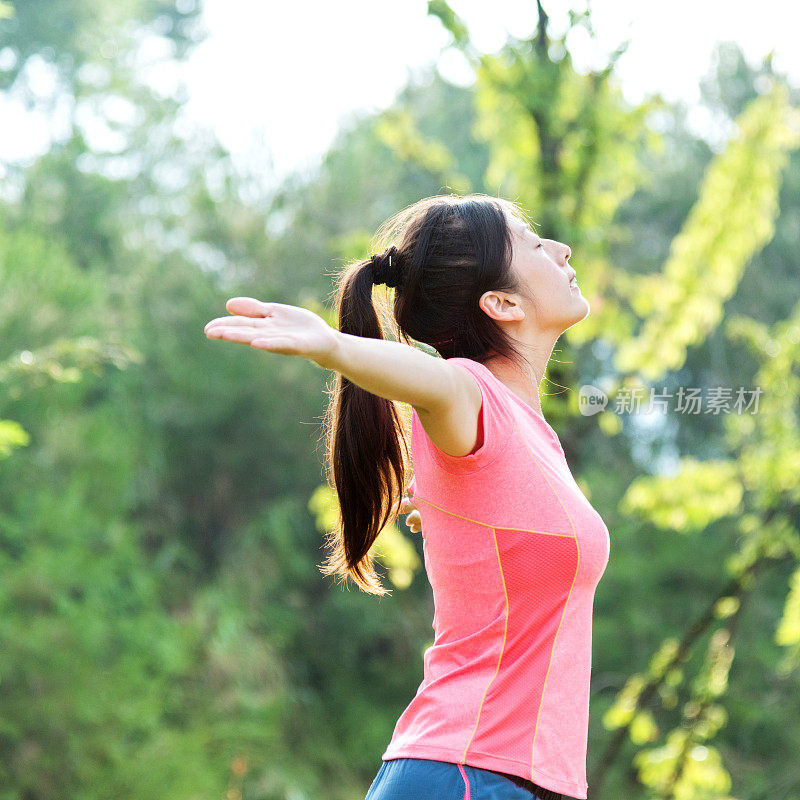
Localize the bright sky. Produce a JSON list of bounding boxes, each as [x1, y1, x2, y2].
[[1, 0, 799, 192], [177, 0, 800, 187]]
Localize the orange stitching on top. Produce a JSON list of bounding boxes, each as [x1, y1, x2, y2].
[[508, 416, 581, 781], [460, 526, 509, 765], [407, 493, 575, 538]]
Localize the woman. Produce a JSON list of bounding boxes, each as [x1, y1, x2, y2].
[[204, 194, 610, 800]]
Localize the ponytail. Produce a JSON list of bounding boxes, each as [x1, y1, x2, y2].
[[318, 252, 411, 595]]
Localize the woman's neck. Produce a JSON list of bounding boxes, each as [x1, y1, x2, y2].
[[482, 353, 548, 419]]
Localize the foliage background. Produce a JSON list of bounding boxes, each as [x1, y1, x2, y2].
[[1, 1, 799, 798]]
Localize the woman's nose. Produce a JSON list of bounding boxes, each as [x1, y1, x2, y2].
[[564, 244, 571, 262]]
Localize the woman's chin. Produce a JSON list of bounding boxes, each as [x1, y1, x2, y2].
[[565, 296, 590, 327]]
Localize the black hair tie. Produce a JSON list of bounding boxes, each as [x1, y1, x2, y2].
[[369, 245, 402, 288]]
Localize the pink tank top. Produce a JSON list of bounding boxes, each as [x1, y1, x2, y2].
[[381, 357, 611, 799]]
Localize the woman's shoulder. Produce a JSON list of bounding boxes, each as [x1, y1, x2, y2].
[[411, 357, 515, 475]]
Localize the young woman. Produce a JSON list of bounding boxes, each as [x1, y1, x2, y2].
[[204, 194, 611, 800]]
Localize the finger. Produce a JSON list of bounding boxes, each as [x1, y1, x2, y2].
[[396, 495, 416, 515], [406, 511, 421, 527], [390, 497, 407, 518], [205, 315, 262, 332], [206, 325, 263, 336], [206, 326, 263, 342], [225, 297, 273, 318]]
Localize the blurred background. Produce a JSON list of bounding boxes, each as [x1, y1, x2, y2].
[[1, 0, 799, 798]]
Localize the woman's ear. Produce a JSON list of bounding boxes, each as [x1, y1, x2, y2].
[[479, 290, 526, 323]]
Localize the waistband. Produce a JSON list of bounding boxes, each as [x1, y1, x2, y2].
[[483, 767, 564, 800]]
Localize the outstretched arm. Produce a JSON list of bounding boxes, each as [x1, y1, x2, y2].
[[205, 296, 453, 413], [204, 296, 483, 460]]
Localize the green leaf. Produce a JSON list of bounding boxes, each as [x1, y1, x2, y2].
[[620, 458, 743, 531], [0, 419, 29, 458], [616, 85, 800, 379]]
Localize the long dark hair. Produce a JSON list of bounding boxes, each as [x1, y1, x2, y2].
[[319, 193, 534, 594]]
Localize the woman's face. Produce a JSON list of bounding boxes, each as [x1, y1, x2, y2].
[[502, 212, 590, 334]]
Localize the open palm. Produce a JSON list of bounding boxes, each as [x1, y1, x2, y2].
[[204, 296, 339, 366]]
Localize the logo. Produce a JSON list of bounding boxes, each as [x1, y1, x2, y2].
[[578, 385, 608, 416], [576, 384, 762, 416]]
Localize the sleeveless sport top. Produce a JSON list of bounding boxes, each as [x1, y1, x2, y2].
[[381, 357, 611, 799]]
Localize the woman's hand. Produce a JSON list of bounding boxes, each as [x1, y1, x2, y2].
[[394, 494, 422, 534], [204, 297, 340, 368]]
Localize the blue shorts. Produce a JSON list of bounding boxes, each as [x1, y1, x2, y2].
[[364, 757, 548, 800]]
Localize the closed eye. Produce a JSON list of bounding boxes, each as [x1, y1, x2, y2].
[[525, 226, 543, 248]]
